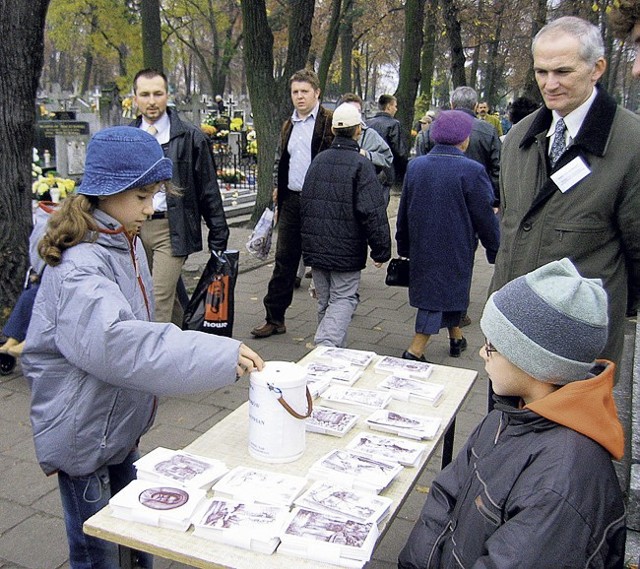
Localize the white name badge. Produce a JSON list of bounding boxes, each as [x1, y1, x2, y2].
[[550, 156, 591, 193]]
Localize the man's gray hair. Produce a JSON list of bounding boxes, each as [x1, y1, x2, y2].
[[450, 86, 478, 111], [532, 16, 604, 65]]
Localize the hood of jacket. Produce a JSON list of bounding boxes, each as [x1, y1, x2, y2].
[[525, 360, 623, 459]]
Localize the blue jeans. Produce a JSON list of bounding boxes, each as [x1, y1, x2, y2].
[[57, 450, 152, 569]]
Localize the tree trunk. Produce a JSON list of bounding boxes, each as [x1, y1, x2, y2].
[[396, 0, 427, 152], [419, 0, 438, 104], [0, 0, 51, 325], [522, 0, 547, 102], [317, 0, 343, 95], [484, 0, 505, 108], [141, 0, 163, 71], [441, 0, 466, 87], [339, 0, 355, 95], [240, 0, 315, 222]]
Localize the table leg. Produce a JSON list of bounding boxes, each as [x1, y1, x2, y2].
[[119, 545, 134, 569], [441, 418, 456, 469]]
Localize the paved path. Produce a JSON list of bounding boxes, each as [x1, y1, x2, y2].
[[0, 194, 501, 568]]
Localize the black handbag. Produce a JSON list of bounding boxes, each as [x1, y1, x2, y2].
[[385, 258, 410, 287]]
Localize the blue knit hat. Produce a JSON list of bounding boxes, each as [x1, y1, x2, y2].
[[78, 126, 173, 196], [430, 110, 474, 145], [480, 258, 608, 384]]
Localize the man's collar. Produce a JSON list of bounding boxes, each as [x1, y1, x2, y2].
[[548, 87, 598, 141], [292, 102, 320, 122], [520, 84, 617, 157], [142, 111, 170, 133]]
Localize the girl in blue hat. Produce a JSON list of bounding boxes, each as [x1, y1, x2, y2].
[[21, 126, 263, 569]]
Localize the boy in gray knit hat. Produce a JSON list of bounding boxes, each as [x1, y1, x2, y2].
[[399, 258, 626, 569]]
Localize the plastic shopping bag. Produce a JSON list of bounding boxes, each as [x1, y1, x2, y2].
[[182, 250, 239, 337], [245, 207, 274, 260]]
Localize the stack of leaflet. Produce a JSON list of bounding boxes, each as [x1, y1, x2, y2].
[[306, 375, 332, 399], [306, 406, 359, 437], [308, 449, 403, 494], [315, 347, 376, 369], [294, 480, 392, 525], [321, 385, 392, 410], [192, 497, 289, 554], [366, 409, 441, 440], [377, 374, 445, 405], [278, 507, 379, 568], [374, 356, 435, 379], [134, 447, 228, 490], [108, 479, 207, 531], [212, 466, 308, 508], [304, 360, 363, 386], [346, 432, 427, 467]]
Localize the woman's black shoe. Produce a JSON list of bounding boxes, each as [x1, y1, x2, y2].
[[449, 337, 467, 357]]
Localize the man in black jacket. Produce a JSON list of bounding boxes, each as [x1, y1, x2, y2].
[[251, 69, 334, 338], [367, 94, 408, 202], [133, 68, 228, 324], [300, 103, 391, 347]]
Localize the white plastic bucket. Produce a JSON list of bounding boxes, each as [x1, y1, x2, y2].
[[248, 361, 312, 463]]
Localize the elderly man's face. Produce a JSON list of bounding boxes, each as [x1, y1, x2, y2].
[[632, 22, 640, 79], [533, 30, 605, 117], [477, 102, 489, 117]]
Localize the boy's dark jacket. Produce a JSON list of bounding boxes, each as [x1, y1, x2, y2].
[[300, 136, 391, 271], [399, 361, 625, 569]]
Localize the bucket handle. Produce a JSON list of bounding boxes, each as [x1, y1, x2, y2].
[[267, 383, 313, 419]]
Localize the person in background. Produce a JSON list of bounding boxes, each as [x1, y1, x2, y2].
[[492, 16, 640, 381], [609, 0, 640, 78], [251, 68, 334, 338], [476, 100, 503, 137], [132, 68, 229, 325], [414, 110, 436, 155], [396, 111, 499, 362], [22, 126, 263, 569], [399, 259, 625, 568], [338, 92, 393, 184], [367, 94, 409, 201], [301, 103, 391, 347]]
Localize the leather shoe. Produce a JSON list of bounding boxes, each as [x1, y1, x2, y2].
[[251, 322, 286, 338], [449, 337, 467, 357], [402, 350, 430, 363], [460, 314, 472, 327], [294, 277, 302, 289]]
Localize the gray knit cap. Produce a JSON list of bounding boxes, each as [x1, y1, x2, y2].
[[480, 258, 608, 384]]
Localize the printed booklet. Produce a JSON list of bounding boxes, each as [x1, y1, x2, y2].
[[306, 375, 332, 399], [374, 356, 434, 379], [294, 480, 392, 525], [366, 409, 441, 440], [134, 447, 228, 490], [108, 479, 207, 531], [192, 497, 289, 554], [309, 449, 403, 494], [346, 432, 427, 467], [315, 347, 376, 368], [304, 361, 363, 386], [377, 374, 445, 405], [278, 507, 379, 568], [306, 406, 359, 437], [212, 466, 308, 507], [321, 385, 392, 410]]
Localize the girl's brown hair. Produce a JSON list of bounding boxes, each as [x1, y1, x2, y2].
[[39, 194, 100, 267]]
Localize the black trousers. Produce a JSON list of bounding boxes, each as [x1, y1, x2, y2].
[[264, 190, 301, 324]]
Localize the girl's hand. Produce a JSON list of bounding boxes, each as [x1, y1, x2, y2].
[[236, 344, 264, 378]]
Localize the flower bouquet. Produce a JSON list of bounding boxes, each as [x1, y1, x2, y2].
[[217, 168, 246, 184], [33, 172, 76, 202]]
